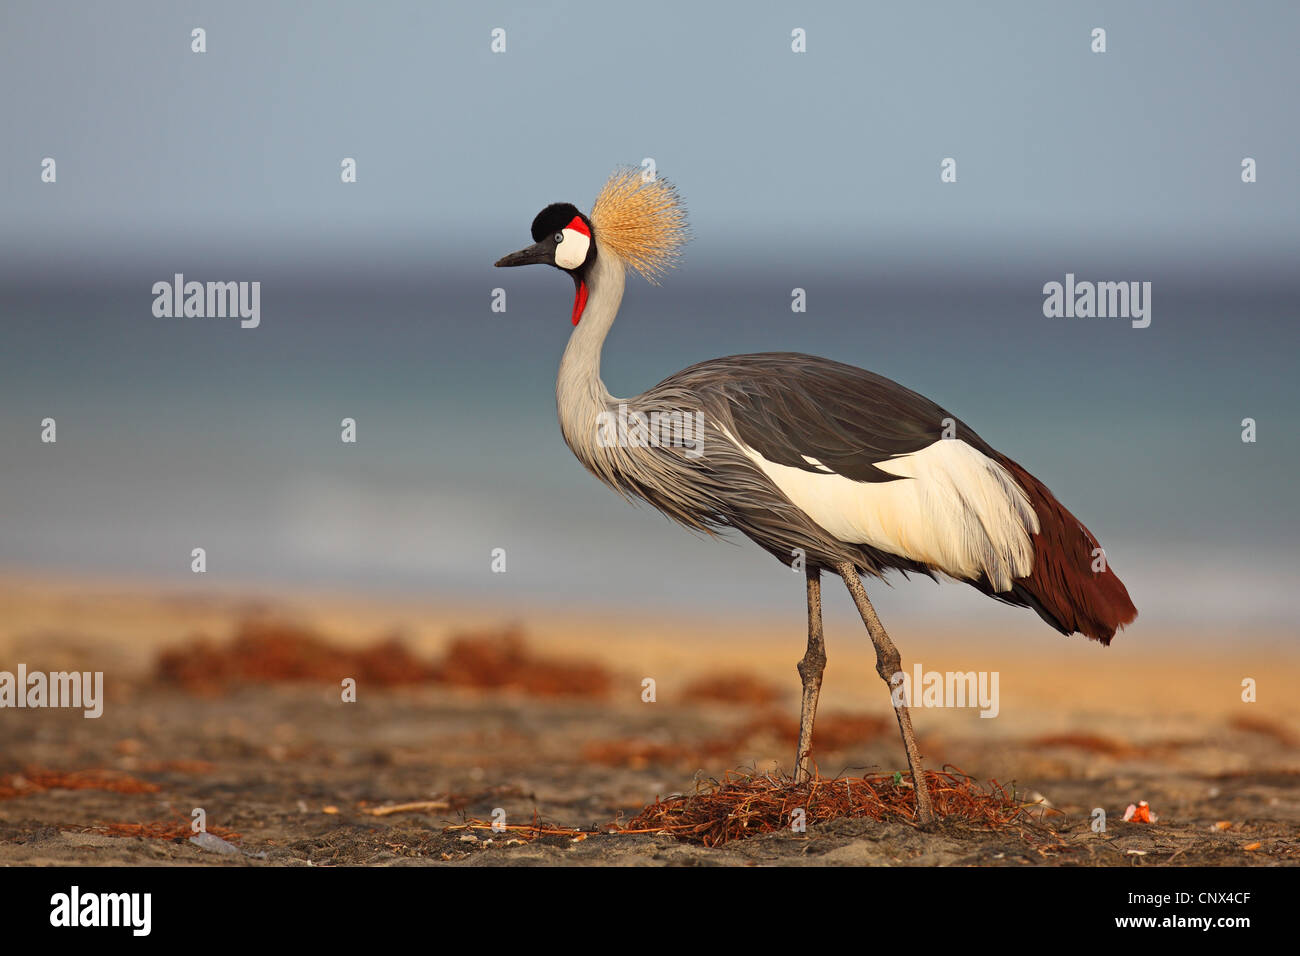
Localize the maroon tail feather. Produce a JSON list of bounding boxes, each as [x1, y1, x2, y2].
[[998, 457, 1137, 645]]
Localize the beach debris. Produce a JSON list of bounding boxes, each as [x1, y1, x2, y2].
[[0, 768, 160, 799], [446, 806, 592, 843], [432, 628, 610, 697], [449, 820, 587, 841], [682, 671, 785, 707], [1213, 820, 1233, 831], [155, 621, 434, 694], [440, 769, 1062, 850], [62, 819, 243, 844], [362, 800, 451, 817], [622, 767, 1056, 848], [153, 622, 610, 698], [190, 832, 240, 855], [1021, 790, 1056, 821], [190, 832, 268, 860], [1243, 842, 1261, 851], [1122, 800, 1158, 823], [1228, 715, 1300, 748]]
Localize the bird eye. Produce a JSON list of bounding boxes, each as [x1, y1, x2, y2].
[[554, 232, 564, 243]]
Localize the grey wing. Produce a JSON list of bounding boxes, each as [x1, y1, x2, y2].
[[656, 352, 996, 482], [646, 352, 1039, 591]]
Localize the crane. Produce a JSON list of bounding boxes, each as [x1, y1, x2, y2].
[[494, 168, 1137, 824]]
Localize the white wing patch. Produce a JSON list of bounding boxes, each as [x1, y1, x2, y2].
[[800, 455, 834, 473], [726, 434, 1039, 591]]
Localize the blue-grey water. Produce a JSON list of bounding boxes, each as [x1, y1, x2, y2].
[[2, 246, 1296, 633]]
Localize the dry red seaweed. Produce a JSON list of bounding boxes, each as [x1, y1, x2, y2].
[[0, 768, 160, 799], [154, 623, 609, 698], [431, 628, 610, 698], [681, 672, 785, 707], [446, 768, 1059, 849], [623, 767, 1049, 847]]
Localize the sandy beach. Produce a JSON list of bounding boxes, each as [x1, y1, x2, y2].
[[0, 573, 1296, 865]]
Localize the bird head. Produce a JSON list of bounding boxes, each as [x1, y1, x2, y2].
[[494, 168, 690, 325], [493, 203, 596, 274]]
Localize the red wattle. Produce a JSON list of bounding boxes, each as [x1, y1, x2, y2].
[[572, 280, 589, 325]]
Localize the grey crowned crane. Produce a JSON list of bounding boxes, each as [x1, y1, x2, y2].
[[495, 168, 1137, 824]]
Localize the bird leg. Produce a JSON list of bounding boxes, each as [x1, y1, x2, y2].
[[834, 562, 935, 826], [794, 566, 826, 784]]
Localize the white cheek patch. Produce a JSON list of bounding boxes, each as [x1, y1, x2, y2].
[[555, 228, 591, 270]]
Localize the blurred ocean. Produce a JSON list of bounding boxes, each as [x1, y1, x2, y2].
[[2, 239, 1296, 634]]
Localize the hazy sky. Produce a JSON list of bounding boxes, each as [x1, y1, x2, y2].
[[2, 0, 1296, 271]]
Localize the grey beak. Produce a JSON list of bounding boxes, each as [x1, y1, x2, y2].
[[495, 241, 551, 268]]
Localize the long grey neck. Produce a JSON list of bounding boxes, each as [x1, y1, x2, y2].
[[556, 242, 625, 463]]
